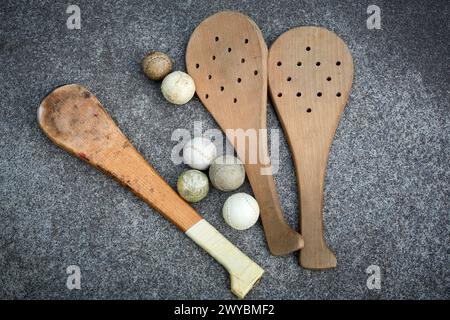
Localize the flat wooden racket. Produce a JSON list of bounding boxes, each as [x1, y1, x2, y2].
[[38, 84, 263, 298], [268, 27, 354, 269], [186, 11, 304, 256]]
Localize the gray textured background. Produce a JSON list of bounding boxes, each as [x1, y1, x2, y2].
[[0, 0, 448, 299]]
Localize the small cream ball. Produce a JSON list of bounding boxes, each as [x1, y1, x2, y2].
[[183, 137, 217, 170], [141, 51, 173, 81], [161, 71, 196, 105], [223, 193, 260, 230], [209, 155, 245, 192]]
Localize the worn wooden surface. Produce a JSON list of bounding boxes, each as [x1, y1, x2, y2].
[[268, 27, 354, 269], [38, 84, 203, 232], [186, 11, 304, 256]]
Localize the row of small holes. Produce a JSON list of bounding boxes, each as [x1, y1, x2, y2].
[[196, 55, 252, 69], [277, 61, 342, 67], [283, 76, 332, 82], [277, 92, 342, 98], [202, 70, 258, 99], [275, 45, 342, 68], [203, 56, 246, 63]]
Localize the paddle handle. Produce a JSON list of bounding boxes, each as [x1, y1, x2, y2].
[[186, 219, 264, 298], [245, 164, 304, 255], [293, 144, 337, 269], [230, 129, 304, 255]]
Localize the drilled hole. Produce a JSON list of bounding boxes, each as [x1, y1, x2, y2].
[[215, 36, 219, 42], [317, 92, 322, 97], [297, 61, 302, 66], [195, 63, 199, 69], [205, 94, 209, 99], [277, 93, 282, 97], [336, 92, 341, 97], [208, 75, 212, 80], [316, 62, 321, 66], [306, 108, 312, 113], [287, 76, 292, 82], [254, 70, 258, 75], [244, 38, 249, 44], [220, 86, 224, 91], [306, 46, 311, 51], [241, 58, 245, 63], [327, 76, 331, 81], [233, 98, 237, 103], [296, 92, 301, 97], [212, 56, 216, 60], [228, 48, 232, 53], [277, 61, 282, 66], [336, 61, 341, 66], [237, 78, 242, 83]]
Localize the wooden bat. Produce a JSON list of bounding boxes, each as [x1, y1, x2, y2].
[[38, 84, 263, 298]]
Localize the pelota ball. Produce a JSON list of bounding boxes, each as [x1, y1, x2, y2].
[[161, 71, 196, 105], [209, 155, 245, 192], [183, 137, 217, 170], [177, 169, 209, 203], [223, 193, 260, 230], [141, 51, 173, 81]]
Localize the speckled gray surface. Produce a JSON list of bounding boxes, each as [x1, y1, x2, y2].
[[0, 0, 449, 299]]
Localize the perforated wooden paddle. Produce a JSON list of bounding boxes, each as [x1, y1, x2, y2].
[[268, 27, 354, 269], [38, 84, 264, 298], [186, 11, 304, 256]]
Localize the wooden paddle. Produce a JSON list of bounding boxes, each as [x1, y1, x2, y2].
[[186, 11, 304, 256], [268, 27, 354, 269], [38, 84, 263, 298]]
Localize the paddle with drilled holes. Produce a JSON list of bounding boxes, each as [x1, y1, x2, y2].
[[186, 11, 304, 256], [38, 84, 264, 298], [268, 27, 354, 269]]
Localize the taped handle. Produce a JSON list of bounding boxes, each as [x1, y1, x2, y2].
[[186, 219, 264, 299]]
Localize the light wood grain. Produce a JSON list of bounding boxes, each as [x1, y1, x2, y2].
[[38, 84, 203, 232], [186, 11, 304, 256], [268, 27, 354, 269]]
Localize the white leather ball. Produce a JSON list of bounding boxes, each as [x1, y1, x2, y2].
[[161, 71, 195, 105], [223, 193, 260, 230], [183, 137, 217, 170]]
